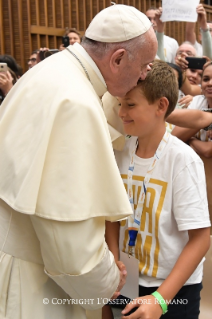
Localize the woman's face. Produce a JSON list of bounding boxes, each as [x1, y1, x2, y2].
[[68, 32, 81, 45], [201, 64, 212, 99], [186, 68, 202, 85]]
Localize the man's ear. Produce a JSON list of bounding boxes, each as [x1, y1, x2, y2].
[[157, 97, 169, 116], [109, 49, 127, 73]]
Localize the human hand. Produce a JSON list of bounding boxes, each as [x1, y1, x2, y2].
[[0, 71, 13, 96], [175, 52, 188, 71], [197, 4, 207, 30], [59, 44, 65, 51], [178, 95, 193, 108], [37, 47, 50, 62], [111, 261, 127, 299], [155, 7, 164, 33], [121, 295, 162, 319], [203, 56, 211, 66]]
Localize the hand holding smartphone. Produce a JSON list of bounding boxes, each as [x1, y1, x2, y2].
[[0, 63, 8, 72], [62, 36, 70, 48], [185, 57, 207, 70]]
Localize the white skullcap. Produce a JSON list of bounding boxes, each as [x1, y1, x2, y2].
[[85, 4, 152, 43]]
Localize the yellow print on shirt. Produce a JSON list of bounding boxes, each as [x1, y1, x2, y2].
[[120, 174, 167, 277]]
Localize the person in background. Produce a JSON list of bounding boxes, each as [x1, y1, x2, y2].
[[59, 27, 81, 51], [0, 67, 17, 105], [186, 4, 212, 59], [174, 42, 205, 98], [28, 50, 38, 69], [146, 6, 179, 63], [0, 54, 22, 79], [173, 61, 212, 158]]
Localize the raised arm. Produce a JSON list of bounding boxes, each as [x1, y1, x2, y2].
[[197, 4, 212, 59], [185, 22, 196, 45], [155, 7, 166, 61]]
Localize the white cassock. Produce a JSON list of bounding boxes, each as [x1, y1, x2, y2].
[[0, 43, 132, 319]]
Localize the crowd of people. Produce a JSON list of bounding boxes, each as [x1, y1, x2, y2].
[[0, 3, 211, 319]]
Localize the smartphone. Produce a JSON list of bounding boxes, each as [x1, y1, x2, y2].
[[62, 36, 70, 48], [185, 57, 207, 70], [0, 63, 8, 72]]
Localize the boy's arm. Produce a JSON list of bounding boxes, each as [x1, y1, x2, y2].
[[167, 109, 212, 130], [156, 227, 210, 302]]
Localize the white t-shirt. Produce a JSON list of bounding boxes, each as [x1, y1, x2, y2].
[[164, 35, 179, 63], [188, 95, 209, 141], [115, 134, 210, 287], [194, 41, 203, 57]]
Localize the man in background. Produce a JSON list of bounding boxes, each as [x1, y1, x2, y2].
[[28, 50, 38, 69], [146, 6, 179, 63]]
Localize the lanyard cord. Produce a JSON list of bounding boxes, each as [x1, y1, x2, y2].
[[127, 131, 170, 255]]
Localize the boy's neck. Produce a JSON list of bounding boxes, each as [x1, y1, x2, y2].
[[136, 126, 167, 159]]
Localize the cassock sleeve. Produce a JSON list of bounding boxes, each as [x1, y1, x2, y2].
[[30, 215, 120, 310]]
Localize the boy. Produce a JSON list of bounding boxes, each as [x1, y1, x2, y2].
[[113, 60, 211, 319]]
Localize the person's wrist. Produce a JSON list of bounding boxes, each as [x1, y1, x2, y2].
[[151, 291, 168, 315], [200, 25, 209, 32]]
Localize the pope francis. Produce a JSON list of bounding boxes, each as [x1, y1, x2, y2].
[[0, 4, 157, 319]]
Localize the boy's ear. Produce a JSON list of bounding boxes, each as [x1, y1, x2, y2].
[[157, 97, 169, 116]]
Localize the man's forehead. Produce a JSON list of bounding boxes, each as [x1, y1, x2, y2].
[[146, 9, 156, 16], [178, 44, 195, 53]]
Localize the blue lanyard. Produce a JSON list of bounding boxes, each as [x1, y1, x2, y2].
[[127, 131, 170, 256]]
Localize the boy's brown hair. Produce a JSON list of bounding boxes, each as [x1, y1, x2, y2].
[[137, 60, 178, 118]]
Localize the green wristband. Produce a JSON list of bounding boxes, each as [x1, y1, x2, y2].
[[151, 291, 168, 315]]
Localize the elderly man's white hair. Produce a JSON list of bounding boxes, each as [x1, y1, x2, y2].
[[81, 34, 148, 61]]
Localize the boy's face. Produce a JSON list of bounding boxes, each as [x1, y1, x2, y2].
[[117, 86, 160, 137]]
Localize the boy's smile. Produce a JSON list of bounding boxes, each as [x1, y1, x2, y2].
[[118, 86, 160, 138]]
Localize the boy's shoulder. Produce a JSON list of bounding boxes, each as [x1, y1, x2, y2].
[[115, 134, 202, 167], [166, 134, 202, 165]]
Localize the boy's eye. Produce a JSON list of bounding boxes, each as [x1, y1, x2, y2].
[[128, 104, 135, 107]]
